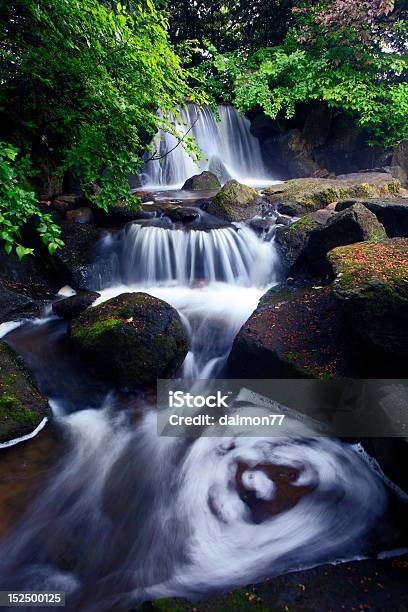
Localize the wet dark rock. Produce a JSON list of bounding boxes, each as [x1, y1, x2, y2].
[[335, 198, 408, 237], [228, 276, 407, 379], [182, 171, 221, 191], [71, 292, 189, 388], [164, 207, 200, 223], [328, 238, 408, 358], [0, 282, 42, 324], [275, 213, 292, 226], [286, 203, 386, 278], [100, 201, 146, 226], [205, 180, 260, 222], [52, 220, 106, 290], [248, 217, 276, 237], [66, 207, 94, 224], [0, 341, 50, 443], [227, 284, 357, 379], [52, 291, 100, 320], [132, 191, 155, 203], [274, 209, 334, 270]]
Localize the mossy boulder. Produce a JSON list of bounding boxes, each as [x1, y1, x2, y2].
[[328, 238, 408, 357], [205, 180, 259, 222], [294, 204, 386, 277], [335, 198, 408, 238], [182, 171, 221, 191], [71, 292, 189, 388], [263, 174, 401, 217], [0, 341, 50, 443]]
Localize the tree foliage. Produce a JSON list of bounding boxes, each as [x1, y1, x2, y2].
[[193, 0, 408, 146], [0, 0, 201, 255], [0, 143, 63, 257]]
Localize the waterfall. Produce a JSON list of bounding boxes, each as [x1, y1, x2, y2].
[[93, 221, 279, 377], [141, 104, 270, 189]]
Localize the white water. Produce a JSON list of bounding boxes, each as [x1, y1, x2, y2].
[[141, 104, 273, 189], [0, 205, 400, 609], [94, 221, 279, 377]]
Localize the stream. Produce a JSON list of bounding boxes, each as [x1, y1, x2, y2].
[[0, 106, 406, 611]]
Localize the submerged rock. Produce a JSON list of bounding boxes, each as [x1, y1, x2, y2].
[[182, 171, 221, 191], [328, 238, 408, 357], [52, 290, 100, 320], [335, 198, 408, 237], [263, 175, 401, 217], [0, 341, 50, 443], [71, 292, 189, 388], [205, 179, 259, 222]]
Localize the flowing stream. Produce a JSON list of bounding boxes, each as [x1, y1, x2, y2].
[[0, 215, 404, 609], [141, 104, 271, 189]]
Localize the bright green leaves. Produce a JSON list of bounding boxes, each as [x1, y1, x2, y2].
[[0, 0, 203, 225], [0, 143, 64, 257]]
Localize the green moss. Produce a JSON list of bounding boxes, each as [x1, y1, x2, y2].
[[369, 226, 387, 242], [72, 317, 122, 346], [384, 180, 401, 197], [0, 395, 38, 427], [289, 216, 318, 233], [354, 183, 379, 198]]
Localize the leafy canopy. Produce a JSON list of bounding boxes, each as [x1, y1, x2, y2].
[[195, 0, 408, 146], [0, 0, 202, 255]]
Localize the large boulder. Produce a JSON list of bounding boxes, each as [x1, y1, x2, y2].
[[0, 341, 50, 443], [182, 171, 221, 191], [328, 239, 408, 357], [263, 175, 401, 217], [71, 292, 189, 388], [335, 198, 408, 237], [205, 180, 259, 222], [282, 203, 386, 277], [275, 209, 334, 270], [227, 284, 356, 379]]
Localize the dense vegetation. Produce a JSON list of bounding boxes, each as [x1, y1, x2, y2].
[[0, 0, 200, 254], [0, 0, 407, 256], [189, 1, 408, 146]]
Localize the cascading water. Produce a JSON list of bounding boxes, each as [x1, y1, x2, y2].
[[141, 104, 271, 189], [0, 220, 404, 611], [92, 220, 278, 377]]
